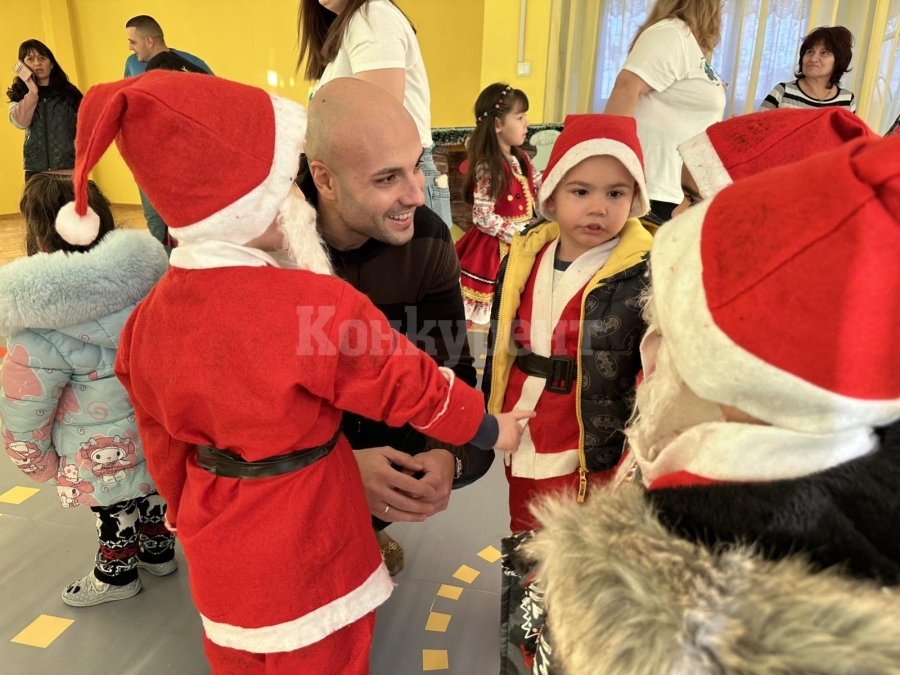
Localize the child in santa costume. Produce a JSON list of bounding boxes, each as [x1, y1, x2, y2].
[[525, 134, 900, 674], [482, 114, 654, 674], [56, 70, 532, 674], [457, 83, 542, 325], [0, 175, 173, 607], [673, 106, 873, 216]]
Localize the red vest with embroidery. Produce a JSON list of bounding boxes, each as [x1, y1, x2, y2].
[[493, 152, 538, 223]]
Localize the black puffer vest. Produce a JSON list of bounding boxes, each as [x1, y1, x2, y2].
[[21, 84, 81, 173], [484, 218, 653, 476]]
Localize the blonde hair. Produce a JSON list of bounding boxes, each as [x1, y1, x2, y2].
[[629, 0, 722, 55]]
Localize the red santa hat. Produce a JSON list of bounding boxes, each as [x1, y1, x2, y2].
[[55, 70, 308, 247], [678, 107, 873, 199], [537, 114, 649, 220], [652, 134, 900, 434]]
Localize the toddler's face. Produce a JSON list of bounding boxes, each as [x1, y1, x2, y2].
[[545, 155, 635, 261], [672, 165, 704, 219]]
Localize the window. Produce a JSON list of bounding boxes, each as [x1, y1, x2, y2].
[[591, 0, 813, 116]]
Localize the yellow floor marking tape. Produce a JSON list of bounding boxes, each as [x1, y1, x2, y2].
[[11, 615, 75, 648], [425, 611, 451, 633], [436, 584, 463, 600], [452, 565, 480, 584], [422, 649, 449, 671], [0, 486, 40, 504], [477, 545, 501, 563]]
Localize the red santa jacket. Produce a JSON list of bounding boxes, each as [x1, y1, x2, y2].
[[484, 220, 653, 530], [116, 262, 485, 654]]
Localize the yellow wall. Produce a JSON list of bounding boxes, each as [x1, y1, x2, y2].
[[409, 0, 486, 127], [68, 0, 310, 206], [0, 0, 549, 214], [480, 0, 553, 124]]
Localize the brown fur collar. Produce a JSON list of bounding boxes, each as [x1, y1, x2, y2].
[[525, 485, 900, 674]]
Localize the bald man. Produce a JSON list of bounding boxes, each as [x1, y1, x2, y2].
[[300, 79, 492, 575]]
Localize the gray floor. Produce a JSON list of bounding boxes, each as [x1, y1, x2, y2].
[[0, 330, 509, 674]]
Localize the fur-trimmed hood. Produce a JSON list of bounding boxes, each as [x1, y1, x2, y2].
[[526, 484, 900, 674], [0, 229, 167, 337]]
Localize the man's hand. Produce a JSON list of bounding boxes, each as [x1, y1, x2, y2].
[[411, 449, 455, 516], [354, 446, 438, 522]]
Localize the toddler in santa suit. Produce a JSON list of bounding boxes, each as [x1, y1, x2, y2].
[[55, 70, 532, 674], [482, 114, 654, 674], [525, 133, 900, 674]]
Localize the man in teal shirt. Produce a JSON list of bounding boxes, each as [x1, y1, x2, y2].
[[124, 15, 213, 254]]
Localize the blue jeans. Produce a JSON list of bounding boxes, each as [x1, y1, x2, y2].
[[421, 146, 452, 228]]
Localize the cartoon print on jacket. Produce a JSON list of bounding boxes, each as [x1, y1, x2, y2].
[[6, 439, 45, 476], [76, 433, 139, 483], [57, 462, 98, 507], [2, 428, 56, 478]]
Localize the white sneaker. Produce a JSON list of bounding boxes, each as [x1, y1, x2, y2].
[[61, 573, 141, 607], [136, 558, 179, 577]]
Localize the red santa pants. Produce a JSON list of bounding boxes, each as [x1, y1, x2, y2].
[[203, 611, 375, 674]]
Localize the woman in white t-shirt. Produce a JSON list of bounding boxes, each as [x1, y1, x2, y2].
[[605, 0, 726, 222], [298, 0, 452, 227]]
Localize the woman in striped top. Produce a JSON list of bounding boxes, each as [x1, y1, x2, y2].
[[760, 26, 856, 113]]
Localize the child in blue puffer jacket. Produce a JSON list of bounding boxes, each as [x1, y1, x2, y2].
[[0, 174, 173, 607]]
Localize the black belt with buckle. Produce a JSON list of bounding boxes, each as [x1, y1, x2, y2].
[[515, 348, 577, 394], [196, 426, 341, 479]]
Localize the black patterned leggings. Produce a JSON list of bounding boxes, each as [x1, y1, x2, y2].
[[90, 493, 175, 585], [500, 532, 556, 675]]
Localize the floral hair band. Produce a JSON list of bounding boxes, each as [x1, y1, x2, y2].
[[477, 85, 513, 123]]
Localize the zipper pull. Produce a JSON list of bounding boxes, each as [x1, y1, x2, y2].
[[577, 467, 587, 503]]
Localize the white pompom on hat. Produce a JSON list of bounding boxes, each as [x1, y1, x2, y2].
[[55, 201, 100, 246]]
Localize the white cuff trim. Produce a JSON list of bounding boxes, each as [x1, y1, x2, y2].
[[415, 367, 456, 432]]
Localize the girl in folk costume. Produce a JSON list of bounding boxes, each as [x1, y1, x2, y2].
[[0, 175, 175, 607], [483, 115, 654, 674], [457, 83, 542, 325]]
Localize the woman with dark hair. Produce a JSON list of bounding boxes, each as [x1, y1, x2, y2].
[[296, 0, 452, 227], [760, 26, 856, 112], [7, 40, 83, 180]]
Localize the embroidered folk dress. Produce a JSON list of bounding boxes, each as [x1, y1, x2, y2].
[[457, 152, 541, 325]]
